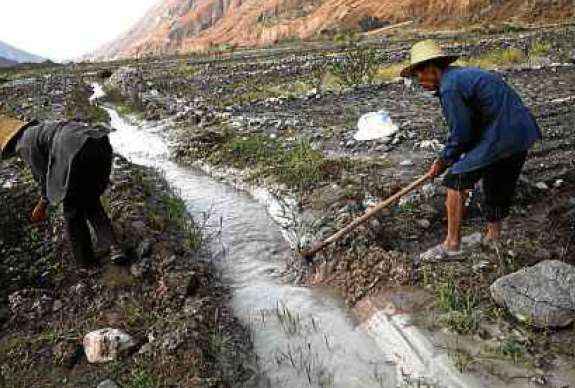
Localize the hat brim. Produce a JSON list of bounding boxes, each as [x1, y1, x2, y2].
[[400, 55, 459, 78], [1, 120, 36, 159]]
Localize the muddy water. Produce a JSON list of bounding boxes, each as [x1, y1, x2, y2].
[[105, 107, 396, 387]]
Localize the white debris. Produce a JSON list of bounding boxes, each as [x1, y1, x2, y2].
[[354, 111, 399, 141], [400, 160, 414, 167], [418, 140, 445, 151]]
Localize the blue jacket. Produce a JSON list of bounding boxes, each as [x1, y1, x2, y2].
[[438, 67, 541, 174]]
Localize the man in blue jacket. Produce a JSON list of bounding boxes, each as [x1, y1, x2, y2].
[[400, 40, 542, 261]]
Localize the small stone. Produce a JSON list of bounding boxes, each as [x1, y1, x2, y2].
[[535, 182, 549, 190], [52, 300, 63, 312], [472, 260, 490, 273], [130, 258, 151, 278], [461, 232, 483, 248], [399, 160, 414, 167], [138, 343, 152, 355], [136, 239, 153, 259], [97, 380, 120, 388], [421, 183, 437, 198], [83, 328, 136, 363], [554, 179, 564, 188], [417, 219, 431, 229]]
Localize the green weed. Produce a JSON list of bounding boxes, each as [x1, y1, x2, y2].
[[495, 336, 528, 365], [329, 45, 379, 86], [127, 367, 158, 388], [436, 278, 480, 334], [275, 302, 302, 336], [448, 346, 475, 373], [275, 139, 328, 189], [530, 40, 552, 57]]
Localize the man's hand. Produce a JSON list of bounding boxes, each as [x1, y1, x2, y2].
[[428, 159, 447, 179], [30, 198, 48, 223]]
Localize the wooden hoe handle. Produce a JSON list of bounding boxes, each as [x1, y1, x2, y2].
[[301, 171, 433, 259]]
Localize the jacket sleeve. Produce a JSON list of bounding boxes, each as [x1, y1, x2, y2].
[[16, 126, 50, 202], [439, 90, 476, 166]]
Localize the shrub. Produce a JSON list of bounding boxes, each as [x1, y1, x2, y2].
[[329, 45, 379, 86]]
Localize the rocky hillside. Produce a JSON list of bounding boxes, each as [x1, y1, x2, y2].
[[0, 41, 44, 64], [88, 0, 574, 59]]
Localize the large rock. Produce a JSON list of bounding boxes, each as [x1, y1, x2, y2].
[[97, 380, 120, 388], [106, 66, 144, 97], [490, 260, 575, 328], [83, 328, 136, 363]]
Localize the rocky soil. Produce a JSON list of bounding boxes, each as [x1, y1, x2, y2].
[[0, 71, 257, 387], [94, 24, 575, 385], [3, 22, 575, 386]]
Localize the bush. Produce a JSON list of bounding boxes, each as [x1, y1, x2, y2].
[[329, 45, 379, 87], [358, 16, 389, 32]]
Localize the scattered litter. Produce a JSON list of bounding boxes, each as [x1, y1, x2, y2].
[[354, 111, 399, 141], [418, 139, 444, 151], [400, 160, 414, 167]]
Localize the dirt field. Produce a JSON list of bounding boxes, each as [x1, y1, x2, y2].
[[2, 20, 575, 386]]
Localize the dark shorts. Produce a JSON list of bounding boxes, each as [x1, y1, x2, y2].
[[442, 152, 527, 222], [66, 136, 113, 204]]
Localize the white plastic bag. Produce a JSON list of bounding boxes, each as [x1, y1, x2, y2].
[[354, 111, 398, 141]]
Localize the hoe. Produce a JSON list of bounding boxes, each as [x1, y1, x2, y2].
[[300, 171, 433, 260]]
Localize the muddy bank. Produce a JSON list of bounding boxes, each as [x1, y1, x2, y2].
[[0, 74, 256, 387], [0, 154, 257, 387]]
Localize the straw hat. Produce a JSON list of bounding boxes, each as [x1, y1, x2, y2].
[[0, 114, 30, 159], [400, 40, 459, 78]]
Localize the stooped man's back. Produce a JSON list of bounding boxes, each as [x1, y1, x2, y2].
[[438, 66, 541, 174]]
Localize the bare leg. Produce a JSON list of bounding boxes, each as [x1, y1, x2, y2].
[[444, 189, 465, 251], [485, 222, 502, 241]]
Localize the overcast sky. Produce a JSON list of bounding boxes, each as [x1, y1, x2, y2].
[[0, 0, 158, 61]]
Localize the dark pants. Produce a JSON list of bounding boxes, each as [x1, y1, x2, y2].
[[63, 136, 115, 265], [442, 152, 527, 223]]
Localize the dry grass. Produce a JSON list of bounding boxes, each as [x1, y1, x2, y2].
[[457, 47, 526, 69], [373, 62, 407, 82]]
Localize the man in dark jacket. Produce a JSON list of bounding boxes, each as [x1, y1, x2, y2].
[[400, 40, 542, 261], [0, 115, 126, 266]]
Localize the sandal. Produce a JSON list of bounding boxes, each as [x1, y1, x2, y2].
[[110, 245, 128, 265], [420, 244, 463, 263]]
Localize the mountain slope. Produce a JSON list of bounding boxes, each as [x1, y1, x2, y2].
[[89, 0, 575, 60], [0, 41, 44, 64], [0, 56, 18, 68]]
